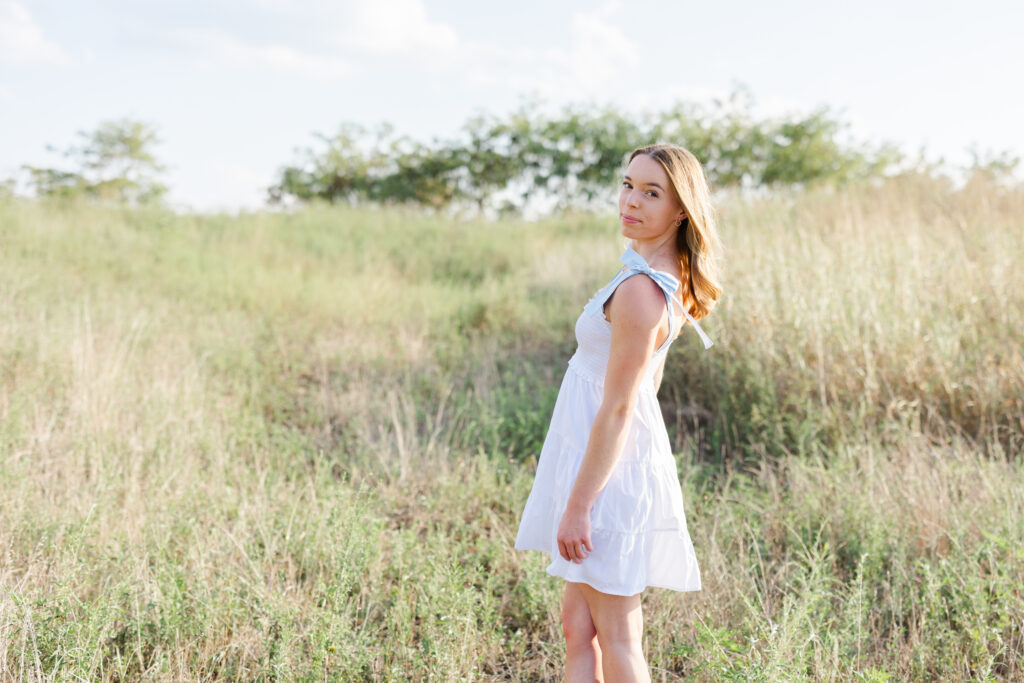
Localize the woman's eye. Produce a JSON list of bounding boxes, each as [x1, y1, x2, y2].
[[621, 181, 632, 188], [647, 191, 658, 198]]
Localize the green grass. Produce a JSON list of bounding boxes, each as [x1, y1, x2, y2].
[[1, 174, 1022, 680]]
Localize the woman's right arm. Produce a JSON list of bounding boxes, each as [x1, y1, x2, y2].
[[556, 275, 667, 563]]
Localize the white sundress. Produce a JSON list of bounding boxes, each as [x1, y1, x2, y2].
[[514, 245, 713, 596]]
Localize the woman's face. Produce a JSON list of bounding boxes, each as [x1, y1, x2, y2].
[[618, 154, 685, 243]]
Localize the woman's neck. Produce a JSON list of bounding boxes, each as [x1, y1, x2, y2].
[[629, 236, 679, 271]]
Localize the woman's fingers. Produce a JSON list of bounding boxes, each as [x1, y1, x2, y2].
[[558, 541, 571, 562], [557, 538, 592, 563]]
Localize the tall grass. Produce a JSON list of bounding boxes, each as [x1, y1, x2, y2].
[[1, 173, 1022, 680]]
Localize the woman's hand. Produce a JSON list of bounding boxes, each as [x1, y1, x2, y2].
[[556, 504, 593, 563]]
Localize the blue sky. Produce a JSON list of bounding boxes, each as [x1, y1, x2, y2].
[[2, 0, 1021, 211]]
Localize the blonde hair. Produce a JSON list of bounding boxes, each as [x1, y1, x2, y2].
[[627, 143, 722, 320]]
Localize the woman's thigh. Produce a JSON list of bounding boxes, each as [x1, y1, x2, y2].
[[575, 582, 644, 644]]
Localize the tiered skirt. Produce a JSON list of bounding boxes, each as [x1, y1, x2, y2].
[[514, 358, 701, 596]]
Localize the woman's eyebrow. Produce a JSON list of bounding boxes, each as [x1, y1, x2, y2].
[[624, 174, 664, 191]]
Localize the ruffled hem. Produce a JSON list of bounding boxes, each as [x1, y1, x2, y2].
[[514, 526, 702, 596], [515, 428, 702, 594]]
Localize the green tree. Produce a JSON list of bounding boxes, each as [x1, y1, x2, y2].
[[268, 123, 463, 207], [759, 108, 900, 188], [268, 123, 377, 205], [650, 88, 766, 188], [22, 119, 167, 204], [511, 103, 640, 210], [650, 87, 901, 190], [452, 113, 523, 212]]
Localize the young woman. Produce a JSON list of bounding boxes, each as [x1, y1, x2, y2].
[[514, 143, 721, 682]]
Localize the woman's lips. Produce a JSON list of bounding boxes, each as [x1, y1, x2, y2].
[[621, 215, 639, 224]]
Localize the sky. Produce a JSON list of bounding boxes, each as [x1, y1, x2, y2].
[[1, 0, 1022, 212]]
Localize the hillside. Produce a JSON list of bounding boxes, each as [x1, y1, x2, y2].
[[1, 174, 1022, 680]]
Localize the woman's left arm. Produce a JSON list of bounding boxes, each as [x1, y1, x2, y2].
[[556, 275, 666, 564]]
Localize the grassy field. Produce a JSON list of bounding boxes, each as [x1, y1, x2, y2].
[[1, 172, 1023, 681]]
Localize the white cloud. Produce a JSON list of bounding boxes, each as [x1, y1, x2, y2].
[[563, 3, 637, 90], [0, 0, 69, 65], [335, 0, 458, 56], [175, 28, 355, 81], [456, 2, 640, 101]]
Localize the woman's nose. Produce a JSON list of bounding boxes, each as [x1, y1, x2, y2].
[[625, 190, 640, 207]]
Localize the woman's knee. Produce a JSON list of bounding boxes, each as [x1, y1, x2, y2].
[[594, 628, 643, 657], [577, 584, 644, 646]]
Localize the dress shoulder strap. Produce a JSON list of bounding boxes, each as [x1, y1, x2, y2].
[[669, 291, 714, 350], [611, 247, 713, 351]]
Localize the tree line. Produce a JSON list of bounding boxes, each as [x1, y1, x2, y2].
[[5, 89, 1020, 213], [267, 89, 903, 213]]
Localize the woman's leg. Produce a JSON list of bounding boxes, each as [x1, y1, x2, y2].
[[562, 582, 603, 682], [577, 583, 649, 683]]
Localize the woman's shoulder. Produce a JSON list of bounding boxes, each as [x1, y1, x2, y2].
[[608, 272, 669, 328]]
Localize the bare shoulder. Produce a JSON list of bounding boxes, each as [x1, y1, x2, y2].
[[607, 273, 667, 331]]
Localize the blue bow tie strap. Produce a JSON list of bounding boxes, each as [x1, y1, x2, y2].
[[619, 247, 680, 297], [619, 247, 714, 350]]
